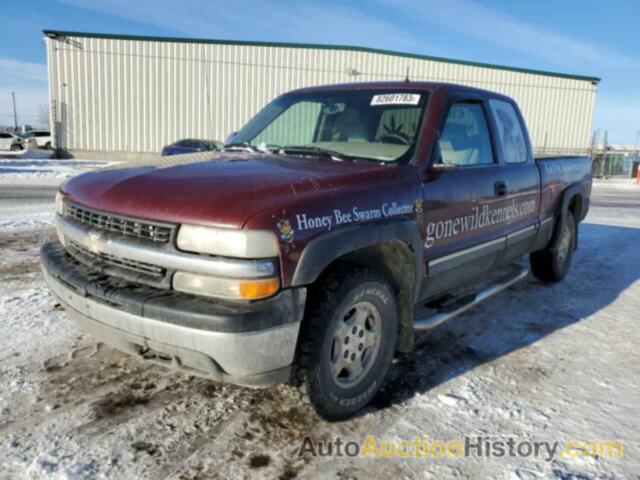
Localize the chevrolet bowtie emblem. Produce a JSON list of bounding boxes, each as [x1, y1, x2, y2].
[[86, 230, 103, 254]]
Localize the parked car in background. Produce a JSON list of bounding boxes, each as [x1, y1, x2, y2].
[[21, 130, 52, 149], [0, 131, 36, 151], [161, 138, 222, 156]]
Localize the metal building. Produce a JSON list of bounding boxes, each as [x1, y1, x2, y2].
[[43, 30, 600, 160]]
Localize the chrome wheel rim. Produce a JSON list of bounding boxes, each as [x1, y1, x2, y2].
[[330, 301, 382, 388], [556, 223, 572, 267]]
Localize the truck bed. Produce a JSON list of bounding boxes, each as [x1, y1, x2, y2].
[[535, 156, 592, 220]]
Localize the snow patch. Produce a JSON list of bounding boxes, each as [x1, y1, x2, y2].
[[0, 154, 115, 186]]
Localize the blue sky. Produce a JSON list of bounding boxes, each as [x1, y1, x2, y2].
[[1, 0, 638, 144]]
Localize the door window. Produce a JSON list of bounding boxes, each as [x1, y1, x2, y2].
[[439, 103, 494, 166]]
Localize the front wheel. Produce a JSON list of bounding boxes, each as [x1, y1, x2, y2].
[[294, 267, 397, 421], [10, 144, 23, 151], [530, 213, 576, 282]]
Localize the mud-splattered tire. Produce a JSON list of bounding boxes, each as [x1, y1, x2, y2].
[[530, 214, 576, 283], [294, 267, 397, 421]]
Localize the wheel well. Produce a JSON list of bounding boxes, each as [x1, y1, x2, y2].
[[312, 240, 417, 353], [567, 194, 582, 222], [565, 193, 583, 250]]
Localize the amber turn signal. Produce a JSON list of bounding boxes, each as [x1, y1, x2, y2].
[[238, 277, 280, 300]]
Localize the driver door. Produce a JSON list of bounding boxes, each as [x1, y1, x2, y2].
[[419, 99, 508, 299]]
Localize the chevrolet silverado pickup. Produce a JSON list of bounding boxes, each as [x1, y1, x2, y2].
[[42, 82, 592, 420]]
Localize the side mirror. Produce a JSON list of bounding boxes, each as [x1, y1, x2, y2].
[[431, 162, 458, 172], [429, 134, 457, 172]]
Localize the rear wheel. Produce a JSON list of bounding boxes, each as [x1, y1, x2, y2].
[[44, 142, 52, 149], [294, 267, 397, 421], [10, 144, 22, 151], [530, 213, 576, 282]]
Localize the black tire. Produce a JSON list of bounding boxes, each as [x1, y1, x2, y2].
[[294, 266, 398, 421], [10, 144, 23, 151], [530, 213, 576, 282], [44, 142, 52, 150]]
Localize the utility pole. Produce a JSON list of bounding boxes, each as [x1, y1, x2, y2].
[[590, 130, 598, 160], [589, 130, 598, 177], [633, 129, 640, 178], [11, 92, 18, 130], [602, 130, 608, 177]]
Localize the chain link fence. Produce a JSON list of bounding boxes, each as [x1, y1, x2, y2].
[[592, 153, 639, 178]]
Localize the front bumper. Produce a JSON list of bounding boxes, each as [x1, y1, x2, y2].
[[41, 242, 306, 388]]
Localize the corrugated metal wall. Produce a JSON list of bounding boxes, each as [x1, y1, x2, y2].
[[45, 34, 597, 157]]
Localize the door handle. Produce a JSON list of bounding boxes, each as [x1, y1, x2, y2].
[[494, 181, 507, 196]]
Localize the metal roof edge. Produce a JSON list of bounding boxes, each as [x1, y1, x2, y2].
[[42, 29, 601, 83]]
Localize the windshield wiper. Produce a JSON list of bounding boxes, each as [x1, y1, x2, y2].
[[278, 145, 353, 161], [223, 142, 263, 153]]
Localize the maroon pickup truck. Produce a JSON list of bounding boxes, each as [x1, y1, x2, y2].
[[42, 82, 592, 420]]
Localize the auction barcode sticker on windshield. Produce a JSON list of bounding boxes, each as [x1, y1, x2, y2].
[[371, 93, 421, 106]]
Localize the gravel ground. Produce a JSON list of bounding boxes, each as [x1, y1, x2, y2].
[[0, 179, 638, 479]]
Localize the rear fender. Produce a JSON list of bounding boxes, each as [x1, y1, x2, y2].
[[553, 183, 585, 251]]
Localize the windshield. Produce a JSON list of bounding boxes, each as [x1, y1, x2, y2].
[[231, 89, 429, 163]]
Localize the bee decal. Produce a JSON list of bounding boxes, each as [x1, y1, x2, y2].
[[276, 216, 295, 252], [414, 198, 424, 228]]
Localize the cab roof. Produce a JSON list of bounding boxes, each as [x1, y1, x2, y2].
[[288, 81, 510, 100]]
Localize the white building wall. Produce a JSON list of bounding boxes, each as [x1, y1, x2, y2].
[[45, 33, 598, 158]]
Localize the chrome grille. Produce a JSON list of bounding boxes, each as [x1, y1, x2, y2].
[[67, 240, 168, 287], [64, 201, 174, 244]]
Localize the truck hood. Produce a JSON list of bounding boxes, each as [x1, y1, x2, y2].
[[61, 151, 393, 228]]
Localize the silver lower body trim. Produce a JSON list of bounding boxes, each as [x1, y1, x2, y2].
[[428, 222, 543, 275], [506, 224, 536, 242]]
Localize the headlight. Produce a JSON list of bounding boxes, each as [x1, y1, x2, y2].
[[54, 192, 66, 246], [55, 191, 64, 216], [173, 271, 280, 300], [177, 225, 279, 258]]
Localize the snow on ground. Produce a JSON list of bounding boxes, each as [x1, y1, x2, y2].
[[0, 176, 638, 479], [0, 204, 55, 233], [0, 149, 113, 186], [592, 176, 640, 191], [0, 152, 114, 231]]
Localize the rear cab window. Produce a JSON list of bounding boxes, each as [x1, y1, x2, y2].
[[489, 99, 528, 164]]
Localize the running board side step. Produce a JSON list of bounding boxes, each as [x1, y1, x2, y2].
[[413, 268, 529, 331]]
